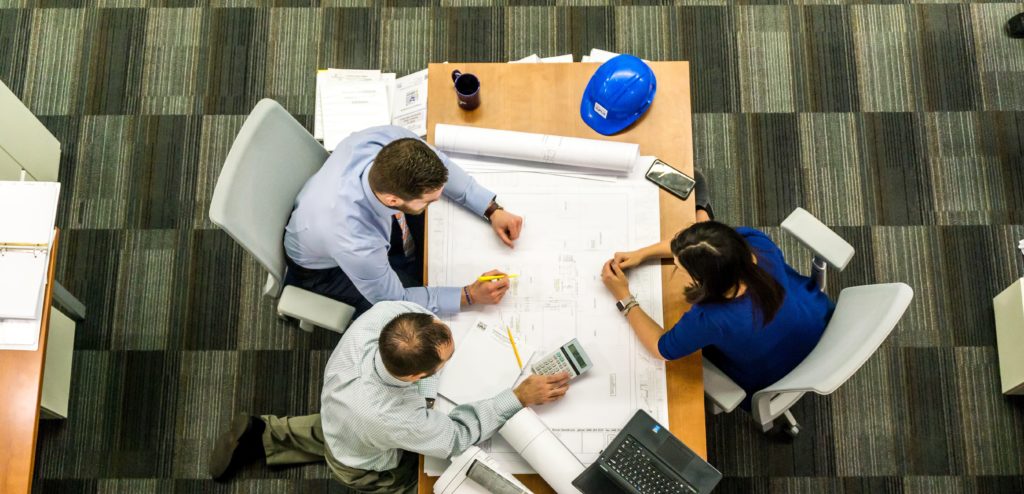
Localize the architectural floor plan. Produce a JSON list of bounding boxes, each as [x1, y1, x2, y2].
[[426, 170, 669, 475]]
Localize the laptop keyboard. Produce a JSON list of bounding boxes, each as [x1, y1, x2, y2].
[[605, 436, 698, 494]]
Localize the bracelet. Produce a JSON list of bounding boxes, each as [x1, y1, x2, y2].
[[622, 301, 639, 316], [463, 286, 474, 305]]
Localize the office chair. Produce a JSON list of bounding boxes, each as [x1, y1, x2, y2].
[[702, 207, 913, 436], [209, 99, 355, 334]]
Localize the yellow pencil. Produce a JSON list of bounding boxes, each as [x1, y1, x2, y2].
[[506, 328, 524, 369], [478, 274, 519, 282]]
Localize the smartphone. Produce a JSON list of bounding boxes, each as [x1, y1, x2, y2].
[[645, 159, 696, 201]]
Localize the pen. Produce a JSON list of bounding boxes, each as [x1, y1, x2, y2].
[[506, 327, 524, 369], [478, 274, 519, 282]]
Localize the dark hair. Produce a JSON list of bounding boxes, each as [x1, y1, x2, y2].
[[368, 138, 449, 200], [378, 312, 453, 377], [670, 222, 784, 325]]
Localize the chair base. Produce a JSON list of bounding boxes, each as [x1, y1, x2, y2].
[[764, 411, 800, 438]]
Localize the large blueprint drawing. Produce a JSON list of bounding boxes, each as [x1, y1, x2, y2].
[[426, 169, 669, 475]]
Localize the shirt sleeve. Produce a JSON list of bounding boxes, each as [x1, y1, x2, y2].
[[657, 309, 724, 360], [333, 238, 462, 315], [383, 389, 523, 459]]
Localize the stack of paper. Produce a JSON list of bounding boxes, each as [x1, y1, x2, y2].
[[509, 54, 574, 63], [438, 319, 534, 405], [580, 48, 651, 64], [0, 181, 60, 352], [314, 68, 428, 151]]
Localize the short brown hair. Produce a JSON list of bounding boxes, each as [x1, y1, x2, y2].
[[378, 312, 453, 377], [368, 138, 449, 200]]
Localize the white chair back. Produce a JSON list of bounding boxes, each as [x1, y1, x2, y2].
[[209, 99, 328, 298], [751, 283, 914, 426]]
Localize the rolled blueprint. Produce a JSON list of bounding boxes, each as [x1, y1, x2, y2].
[[434, 124, 640, 174], [498, 408, 585, 494]]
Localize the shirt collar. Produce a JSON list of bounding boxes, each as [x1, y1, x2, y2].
[[373, 350, 412, 388], [361, 162, 397, 220]]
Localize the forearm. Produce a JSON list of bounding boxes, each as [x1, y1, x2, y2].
[[624, 306, 668, 360], [642, 238, 674, 260]]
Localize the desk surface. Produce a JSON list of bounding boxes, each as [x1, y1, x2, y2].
[[0, 229, 59, 494], [420, 62, 703, 493]]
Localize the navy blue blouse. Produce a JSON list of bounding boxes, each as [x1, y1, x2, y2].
[[657, 227, 835, 406]]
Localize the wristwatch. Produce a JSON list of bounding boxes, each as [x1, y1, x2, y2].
[[616, 295, 638, 315], [484, 200, 504, 222]]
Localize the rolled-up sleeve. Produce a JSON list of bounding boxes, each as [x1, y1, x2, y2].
[[388, 389, 522, 459]]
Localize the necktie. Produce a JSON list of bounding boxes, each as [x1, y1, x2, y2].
[[394, 213, 416, 258]]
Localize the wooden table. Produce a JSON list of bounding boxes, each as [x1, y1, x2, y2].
[[0, 229, 59, 494], [419, 62, 704, 493]]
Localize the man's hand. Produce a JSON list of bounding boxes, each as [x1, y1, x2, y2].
[[463, 270, 511, 306], [490, 209, 524, 248], [612, 249, 647, 270], [514, 372, 571, 407], [601, 260, 631, 300]]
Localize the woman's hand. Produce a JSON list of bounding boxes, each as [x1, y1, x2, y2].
[[601, 260, 632, 300], [612, 249, 647, 270]]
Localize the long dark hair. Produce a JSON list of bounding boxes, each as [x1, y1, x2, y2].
[[670, 222, 785, 325]]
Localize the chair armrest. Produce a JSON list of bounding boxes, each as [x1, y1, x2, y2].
[[277, 285, 355, 334], [781, 207, 854, 271], [703, 360, 746, 414]]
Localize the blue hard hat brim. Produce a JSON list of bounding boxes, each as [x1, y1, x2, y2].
[[580, 94, 645, 136]]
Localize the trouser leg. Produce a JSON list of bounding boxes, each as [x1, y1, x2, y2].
[[324, 448, 419, 494], [284, 257, 374, 316], [260, 414, 327, 466], [693, 169, 714, 220]]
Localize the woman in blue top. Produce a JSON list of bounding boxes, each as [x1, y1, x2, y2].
[[600, 221, 835, 409]]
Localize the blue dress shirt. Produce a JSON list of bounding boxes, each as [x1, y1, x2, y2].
[[657, 227, 835, 406], [284, 126, 495, 315]]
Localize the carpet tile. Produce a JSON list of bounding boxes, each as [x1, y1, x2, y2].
[[1, 2, 1021, 493]]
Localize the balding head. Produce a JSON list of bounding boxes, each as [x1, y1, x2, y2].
[[379, 312, 454, 379]]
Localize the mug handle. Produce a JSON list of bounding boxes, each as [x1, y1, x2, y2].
[[451, 70, 462, 83]]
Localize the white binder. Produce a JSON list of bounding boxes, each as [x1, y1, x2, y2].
[[0, 181, 60, 325]]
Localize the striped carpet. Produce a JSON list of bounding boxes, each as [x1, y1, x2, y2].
[[2, 1, 1023, 493]]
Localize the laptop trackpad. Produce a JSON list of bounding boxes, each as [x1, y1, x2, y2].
[[656, 441, 695, 470]]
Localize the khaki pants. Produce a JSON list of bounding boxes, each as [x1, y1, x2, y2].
[[260, 414, 418, 494]]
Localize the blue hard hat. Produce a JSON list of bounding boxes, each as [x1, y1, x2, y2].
[[580, 54, 657, 136]]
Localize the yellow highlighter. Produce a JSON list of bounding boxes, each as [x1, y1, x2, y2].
[[478, 274, 519, 282], [506, 328, 524, 369]]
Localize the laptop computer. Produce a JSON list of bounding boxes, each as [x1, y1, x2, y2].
[[572, 410, 722, 494]]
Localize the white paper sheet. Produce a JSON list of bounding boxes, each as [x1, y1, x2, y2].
[[390, 69, 429, 137], [438, 319, 534, 405], [587, 48, 651, 64], [426, 169, 668, 475], [320, 80, 391, 151], [540, 54, 574, 63], [509, 54, 540, 64], [434, 125, 640, 175], [314, 69, 383, 140]]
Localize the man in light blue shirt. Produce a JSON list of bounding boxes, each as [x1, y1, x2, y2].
[[209, 301, 571, 492], [283, 126, 524, 316]]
